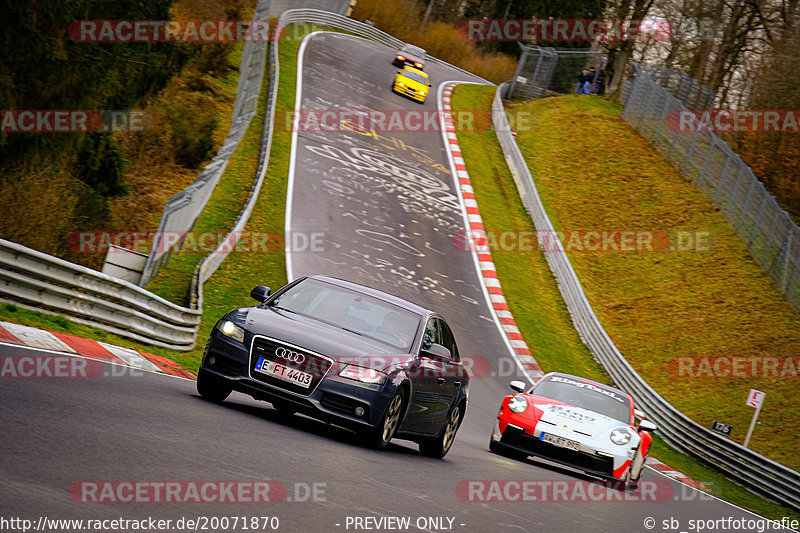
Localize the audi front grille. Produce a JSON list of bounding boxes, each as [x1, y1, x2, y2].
[[248, 335, 333, 396]]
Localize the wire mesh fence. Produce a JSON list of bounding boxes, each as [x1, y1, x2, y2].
[[506, 48, 798, 312], [622, 65, 800, 312], [636, 63, 715, 111], [507, 44, 605, 99]]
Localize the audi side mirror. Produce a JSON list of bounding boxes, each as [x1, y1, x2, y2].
[[509, 380, 526, 393], [421, 343, 451, 359], [250, 285, 271, 302]]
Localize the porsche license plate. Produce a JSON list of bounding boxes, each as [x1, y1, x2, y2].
[[255, 357, 312, 388], [541, 432, 580, 451]]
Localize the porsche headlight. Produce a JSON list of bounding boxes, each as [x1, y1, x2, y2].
[[218, 320, 245, 343], [397, 82, 405, 87], [414, 62, 423, 68], [610, 428, 632, 445], [508, 395, 528, 413]]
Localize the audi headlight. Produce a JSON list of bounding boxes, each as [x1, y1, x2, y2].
[[610, 428, 632, 445], [414, 62, 423, 68], [339, 365, 387, 385], [508, 395, 528, 413], [396, 55, 405, 61], [218, 320, 244, 343], [397, 82, 405, 87]]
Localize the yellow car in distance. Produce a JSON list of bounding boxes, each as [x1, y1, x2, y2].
[[392, 66, 431, 104]]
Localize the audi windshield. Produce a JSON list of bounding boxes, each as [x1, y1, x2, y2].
[[270, 278, 421, 351]]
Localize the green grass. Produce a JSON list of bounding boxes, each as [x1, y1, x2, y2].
[[449, 85, 800, 521], [7, 23, 798, 521], [508, 94, 800, 470], [182, 23, 343, 369], [448, 85, 605, 381], [645, 433, 800, 521], [179, 29, 308, 366]]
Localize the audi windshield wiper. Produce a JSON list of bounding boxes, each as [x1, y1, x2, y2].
[[339, 326, 368, 338]]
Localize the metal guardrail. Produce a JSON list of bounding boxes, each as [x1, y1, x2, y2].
[[0, 5, 486, 351], [0, 0, 278, 351], [276, 9, 491, 83], [190, 7, 490, 307], [138, 0, 273, 287], [189, 6, 285, 311], [492, 82, 800, 511], [0, 239, 200, 350]]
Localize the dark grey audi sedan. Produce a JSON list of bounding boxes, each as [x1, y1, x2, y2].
[[197, 275, 470, 458]]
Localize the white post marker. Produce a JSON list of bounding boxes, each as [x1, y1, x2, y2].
[[743, 389, 766, 449]]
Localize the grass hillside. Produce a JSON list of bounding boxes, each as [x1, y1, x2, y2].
[[497, 93, 800, 470], [452, 84, 800, 521]]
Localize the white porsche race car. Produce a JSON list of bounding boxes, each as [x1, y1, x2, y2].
[[490, 372, 657, 490]]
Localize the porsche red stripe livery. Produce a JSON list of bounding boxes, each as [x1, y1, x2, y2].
[[490, 372, 657, 490]]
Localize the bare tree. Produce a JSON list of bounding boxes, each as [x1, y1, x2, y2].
[[604, 0, 657, 100]]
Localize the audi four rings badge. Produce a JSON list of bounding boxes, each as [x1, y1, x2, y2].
[[275, 346, 305, 363]]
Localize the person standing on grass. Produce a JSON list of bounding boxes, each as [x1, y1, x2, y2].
[[576, 68, 591, 94], [594, 67, 606, 95], [588, 66, 599, 94]]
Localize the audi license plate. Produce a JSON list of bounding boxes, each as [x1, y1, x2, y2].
[[255, 357, 312, 388], [541, 432, 580, 451]]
